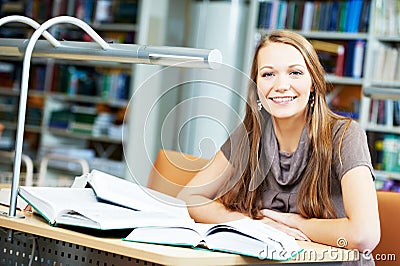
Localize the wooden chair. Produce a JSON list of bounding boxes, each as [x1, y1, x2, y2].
[[37, 153, 90, 187], [0, 150, 34, 187], [147, 149, 209, 197], [373, 191, 400, 265]]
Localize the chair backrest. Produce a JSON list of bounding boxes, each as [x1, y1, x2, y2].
[[37, 153, 90, 187], [373, 191, 400, 265], [147, 149, 209, 197], [0, 150, 34, 186]]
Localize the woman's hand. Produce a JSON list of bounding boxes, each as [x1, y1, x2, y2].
[[261, 209, 310, 241]]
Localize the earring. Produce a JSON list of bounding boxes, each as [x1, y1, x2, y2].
[[257, 99, 262, 111], [309, 92, 315, 108]]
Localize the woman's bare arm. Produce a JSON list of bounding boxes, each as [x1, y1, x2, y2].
[[177, 150, 310, 240], [177, 151, 247, 223], [262, 165, 380, 251]]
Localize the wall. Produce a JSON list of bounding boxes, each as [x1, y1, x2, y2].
[[174, 1, 250, 159], [125, 0, 250, 185]]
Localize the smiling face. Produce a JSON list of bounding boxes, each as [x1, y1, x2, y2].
[[256, 42, 312, 122]]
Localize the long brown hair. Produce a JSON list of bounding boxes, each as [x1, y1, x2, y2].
[[218, 30, 351, 219]]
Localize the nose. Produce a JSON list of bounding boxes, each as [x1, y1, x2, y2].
[[274, 75, 290, 91]]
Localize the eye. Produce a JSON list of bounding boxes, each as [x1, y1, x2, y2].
[[290, 70, 303, 76], [261, 72, 274, 78]]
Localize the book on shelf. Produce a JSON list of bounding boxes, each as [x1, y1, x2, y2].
[[374, 0, 400, 36], [382, 134, 400, 172], [344, 0, 363, 33], [123, 217, 303, 261], [0, 62, 18, 88], [383, 47, 399, 82], [369, 99, 400, 127], [343, 40, 365, 78], [367, 131, 384, 171], [372, 44, 400, 82], [310, 40, 345, 77], [256, 0, 369, 33], [358, 0, 371, 33], [301, 1, 314, 31], [310, 39, 366, 79], [18, 169, 193, 230]]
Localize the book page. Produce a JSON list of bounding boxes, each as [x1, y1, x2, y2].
[[87, 170, 191, 219], [124, 224, 204, 247], [123, 219, 302, 260], [57, 201, 194, 230], [19, 187, 96, 224], [203, 218, 301, 260]]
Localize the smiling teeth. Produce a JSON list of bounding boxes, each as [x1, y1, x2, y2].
[[272, 97, 295, 103]]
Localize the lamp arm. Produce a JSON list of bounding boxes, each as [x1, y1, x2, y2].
[[0, 15, 59, 47], [9, 16, 110, 217]]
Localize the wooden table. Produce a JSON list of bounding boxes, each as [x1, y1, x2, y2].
[[0, 205, 358, 265]]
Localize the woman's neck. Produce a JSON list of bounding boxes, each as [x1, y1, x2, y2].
[[272, 116, 307, 154]]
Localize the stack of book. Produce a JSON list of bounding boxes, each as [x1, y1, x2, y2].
[[69, 105, 97, 135]]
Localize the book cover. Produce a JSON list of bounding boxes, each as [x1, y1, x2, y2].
[[384, 100, 394, 128], [352, 40, 365, 78], [285, 0, 296, 29], [345, 0, 363, 33], [257, 1, 272, 29], [335, 44, 345, 76], [311, 1, 320, 31], [344, 40, 355, 77], [328, 0, 339, 31], [382, 47, 399, 82], [338, 1, 348, 32], [373, 45, 387, 81], [301, 1, 314, 32], [382, 134, 400, 172], [269, 0, 280, 30], [358, 0, 371, 33], [276, 0, 288, 29]]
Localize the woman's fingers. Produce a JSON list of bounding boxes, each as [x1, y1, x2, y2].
[[285, 227, 310, 241]]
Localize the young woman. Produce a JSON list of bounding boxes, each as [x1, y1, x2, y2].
[[177, 30, 380, 261]]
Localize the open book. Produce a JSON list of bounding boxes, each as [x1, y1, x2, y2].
[[82, 169, 190, 219], [19, 186, 193, 230], [18, 169, 193, 230], [123, 218, 303, 261]]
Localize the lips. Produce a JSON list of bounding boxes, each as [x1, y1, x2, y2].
[[269, 96, 297, 103]]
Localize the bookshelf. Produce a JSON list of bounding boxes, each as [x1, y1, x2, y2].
[[358, 0, 400, 191], [247, 0, 399, 190], [0, 0, 140, 181]]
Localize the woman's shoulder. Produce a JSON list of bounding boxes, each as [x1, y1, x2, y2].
[[332, 119, 366, 139]]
